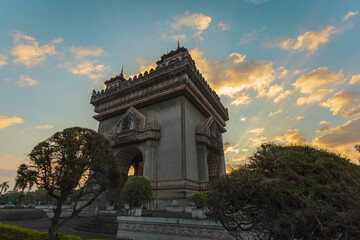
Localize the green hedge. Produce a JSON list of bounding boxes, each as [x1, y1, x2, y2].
[[0, 222, 85, 240]]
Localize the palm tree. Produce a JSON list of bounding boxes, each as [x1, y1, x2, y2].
[[0, 181, 9, 195]]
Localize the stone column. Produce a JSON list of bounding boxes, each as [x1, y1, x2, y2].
[[197, 143, 209, 182], [219, 154, 226, 176], [143, 139, 158, 181]]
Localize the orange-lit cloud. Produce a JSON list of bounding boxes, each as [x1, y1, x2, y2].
[[268, 108, 283, 117], [320, 89, 360, 117], [136, 57, 157, 74], [11, 31, 62, 67], [297, 116, 304, 121], [312, 118, 360, 161], [280, 26, 337, 54], [343, 11, 358, 21], [349, 74, 360, 84], [231, 93, 252, 106], [68, 60, 110, 84], [69, 46, 104, 59], [171, 11, 211, 40], [278, 68, 288, 79], [273, 129, 307, 145], [263, 26, 337, 54], [0, 116, 24, 129], [23, 124, 53, 132], [259, 84, 291, 103], [189, 48, 275, 98], [248, 127, 266, 136], [14, 74, 38, 86], [0, 54, 8, 67], [316, 121, 330, 133], [293, 67, 343, 105]]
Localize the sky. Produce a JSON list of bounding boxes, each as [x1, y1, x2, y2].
[[0, 0, 360, 188]]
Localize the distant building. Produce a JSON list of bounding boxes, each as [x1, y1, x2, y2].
[[90, 45, 229, 210]]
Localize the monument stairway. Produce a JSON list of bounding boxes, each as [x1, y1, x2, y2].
[[74, 214, 118, 235]]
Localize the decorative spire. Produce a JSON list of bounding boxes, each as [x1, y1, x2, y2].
[[120, 65, 124, 76], [177, 39, 180, 49]]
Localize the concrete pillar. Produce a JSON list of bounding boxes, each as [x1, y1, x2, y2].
[[197, 143, 209, 182], [143, 140, 158, 181], [219, 154, 226, 176]]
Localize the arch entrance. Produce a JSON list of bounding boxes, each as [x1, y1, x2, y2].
[[115, 146, 144, 181]]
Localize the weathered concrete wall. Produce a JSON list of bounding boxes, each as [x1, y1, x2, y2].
[[137, 97, 182, 181], [184, 98, 206, 182]]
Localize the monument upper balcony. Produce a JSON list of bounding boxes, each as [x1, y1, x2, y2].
[[90, 47, 229, 124]]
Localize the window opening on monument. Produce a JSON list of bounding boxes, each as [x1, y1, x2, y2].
[[208, 152, 220, 182]]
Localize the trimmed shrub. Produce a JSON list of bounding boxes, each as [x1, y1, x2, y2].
[[189, 192, 207, 208], [0, 222, 81, 240], [120, 176, 152, 207]]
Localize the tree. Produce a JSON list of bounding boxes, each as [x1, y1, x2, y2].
[[206, 143, 360, 240], [15, 127, 120, 240], [120, 176, 152, 208], [0, 181, 9, 195]]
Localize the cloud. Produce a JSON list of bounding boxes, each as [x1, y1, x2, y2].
[[316, 121, 330, 133], [161, 33, 186, 42], [278, 69, 288, 79], [249, 136, 268, 147], [268, 108, 283, 117], [259, 84, 291, 103], [23, 124, 53, 132], [35, 124, 53, 129], [0, 54, 8, 67], [67, 60, 110, 84], [231, 93, 252, 106], [216, 21, 230, 31], [248, 127, 266, 136], [136, 57, 157, 74], [11, 31, 60, 67], [14, 74, 38, 86], [296, 116, 304, 121], [293, 67, 344, 105], [273, 129, 307, 145], [238, 29, 257, 45], [264, 26, 337, 54], [349, 74, 360, 84], [170, 11, 211, 40], [240, 116, 247, 122], [320, 89, 360, 117], [69, 46, 104, 59], [0, 115, 24, 129], [343, 11, 358, 21], [189, 48, 275, 98], [244, 0, 268, 4], [312, 118, 360, 160]]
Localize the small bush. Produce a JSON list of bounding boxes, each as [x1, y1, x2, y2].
[[0, 222, 82, 240], [120, 176, 152, 207], [189, 192, 207, 208]]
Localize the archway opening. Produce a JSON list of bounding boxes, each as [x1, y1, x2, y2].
[[207, 152, 220, 182], [116, 146, 144, 181]]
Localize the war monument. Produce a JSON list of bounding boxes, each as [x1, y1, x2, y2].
[[90, 45, 229, 210]]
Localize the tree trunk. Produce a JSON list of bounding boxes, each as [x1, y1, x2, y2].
[[48, 201, 63, 240]]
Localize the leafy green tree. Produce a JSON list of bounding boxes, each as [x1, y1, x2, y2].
[[207, 143, 360, 240], [15, 127, 120, 240], [120, 176, 152, 208]]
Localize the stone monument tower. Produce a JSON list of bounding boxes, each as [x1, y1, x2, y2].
[[90, 46, 229, 210]]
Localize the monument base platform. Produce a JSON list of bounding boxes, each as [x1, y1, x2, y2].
[[116, 216, 238, 240]]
